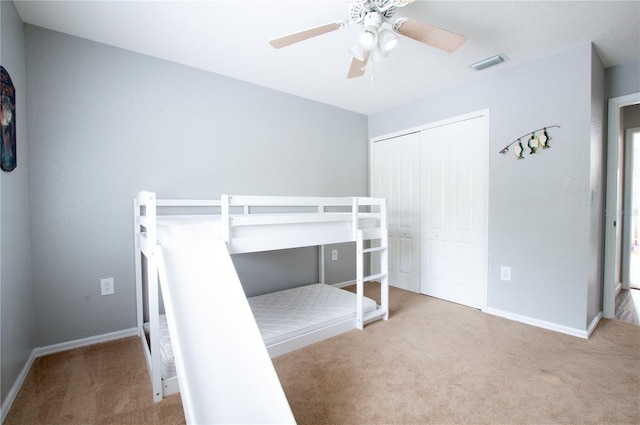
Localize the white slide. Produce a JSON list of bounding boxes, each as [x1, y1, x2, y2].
[[156, 226, 295, 425]]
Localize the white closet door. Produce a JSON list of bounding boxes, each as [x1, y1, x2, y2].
[[420, 117, 487, 308], [373, 133, 421, 293]]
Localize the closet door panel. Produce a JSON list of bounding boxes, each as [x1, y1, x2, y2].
[[421, 116, 487, 309], [426, 133, 447, 233], [422, 126, 450, 295], [454, 241, 473, 286], [427, 239, 446, 281], [372, 133, 421, 293]]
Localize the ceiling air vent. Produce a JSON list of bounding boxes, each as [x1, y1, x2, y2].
[[470, 53, 508, 71]]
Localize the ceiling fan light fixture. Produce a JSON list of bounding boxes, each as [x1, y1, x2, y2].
[[378, 29, 398, 54], [359, 26, 378, 50]]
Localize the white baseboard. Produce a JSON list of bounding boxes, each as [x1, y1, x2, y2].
[[485, 308, 593, 339], [33, 327, 138, 358], [1, 350, 37, 424], [1, 328, 137, 424], [586, 312, 602, 337], [331, 280, 356, 288]]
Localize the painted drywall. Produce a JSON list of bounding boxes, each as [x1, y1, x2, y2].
[[606, 60, 640, 99], [369, 44, 601, 332], [0, 0, 33, 407], [25, 25, 368, 346], [586, 44, 606, 327]]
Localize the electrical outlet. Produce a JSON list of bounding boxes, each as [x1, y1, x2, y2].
[[100, 278, 115, 296], [500, 266, 511, 281], [331, 249, 338, 261]]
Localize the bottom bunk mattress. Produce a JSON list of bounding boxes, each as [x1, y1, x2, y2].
[[248, 283, 378, 346], [149, 283, 378, 379]]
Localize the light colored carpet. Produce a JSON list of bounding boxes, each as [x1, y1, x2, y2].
[[4, 337, 185, 425], [273, 284, 640, 425], [5, 284, 640, 424]]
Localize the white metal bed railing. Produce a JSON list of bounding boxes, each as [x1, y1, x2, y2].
[[133, 191, 389, 413]]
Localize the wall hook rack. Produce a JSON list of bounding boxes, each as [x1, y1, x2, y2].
[[499, 125, 560, 159]]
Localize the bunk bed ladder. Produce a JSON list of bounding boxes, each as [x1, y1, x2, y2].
[[355, 198, 389, 330], [133, 191, 164, 402]]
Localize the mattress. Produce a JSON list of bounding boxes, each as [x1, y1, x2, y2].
[[248, 283, 377, 346], [149, 283, 377, 379], [144, 314, 176, 379]]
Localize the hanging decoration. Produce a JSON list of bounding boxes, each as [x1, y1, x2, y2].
[[1, 66, 17, 172], [499, 125, 560, 159]]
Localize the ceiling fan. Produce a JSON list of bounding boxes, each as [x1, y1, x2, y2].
[[269, 0, 467, 79]]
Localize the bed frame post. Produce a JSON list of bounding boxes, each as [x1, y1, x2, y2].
[[319, 245, 326, 284], [148, 246, 164, 402], [134, 197, 143, 338], [221, 194, 230, 245], [134, 191, 165, 402], [356, 229, 364, 330], [380, 199, 389, 320]]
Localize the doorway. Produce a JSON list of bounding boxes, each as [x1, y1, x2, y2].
[[623, 127, 640, 290], [616, 125, 640, 325], [604, 94, 640, 320]]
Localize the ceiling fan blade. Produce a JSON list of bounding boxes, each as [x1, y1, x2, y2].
[[347, 51, 371, 79], [269, 21, 346, 49], [393, 18, 466, 53]]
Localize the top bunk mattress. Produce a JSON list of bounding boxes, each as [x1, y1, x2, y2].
[[248, 283, 378, 346]]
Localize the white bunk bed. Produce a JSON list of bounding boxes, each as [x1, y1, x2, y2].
[[133, 191, 389, 420]]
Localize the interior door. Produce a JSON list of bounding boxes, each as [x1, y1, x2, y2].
[[420, 117, 487, 308], [372, 132, 421, 293]]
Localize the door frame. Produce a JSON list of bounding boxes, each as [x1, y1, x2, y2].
[[369, 109, 489, 310], [603, 93, 640, 318], [621, 126, 640, 290]]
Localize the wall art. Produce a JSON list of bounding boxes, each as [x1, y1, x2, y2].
[[1, 66, 17, 172]]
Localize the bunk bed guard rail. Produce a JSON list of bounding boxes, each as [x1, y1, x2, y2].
[[133, 191, 389, 422]]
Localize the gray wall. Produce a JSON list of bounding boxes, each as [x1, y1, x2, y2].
[[1, 0, 33, 407], [587, 45, 606, 326], [606, 60, 640, 99], [24, 25, 368, 347], [369, 43, 603, 332]]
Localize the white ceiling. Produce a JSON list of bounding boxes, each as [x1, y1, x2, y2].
[[13, 0, 640, 115]]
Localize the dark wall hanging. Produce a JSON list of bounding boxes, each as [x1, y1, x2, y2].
[[1, 66, 17, 172], [499, 125, 560, 159]]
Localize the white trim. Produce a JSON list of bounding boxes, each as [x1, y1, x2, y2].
[[621, 126, 640, 291], [332, 279, 356, 288], [0, 328, 137, 423], [604, 92, 640, 319], [586, 312, 603, 338], [1, 351, 37, 424], [486, 308, 594, 339], [32, 327, 138, 358], [369, 109, 490, 144]]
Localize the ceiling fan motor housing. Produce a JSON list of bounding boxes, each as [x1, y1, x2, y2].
[[350, 0, 396, 23]]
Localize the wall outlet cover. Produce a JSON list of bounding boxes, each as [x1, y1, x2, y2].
[[100, 278, 114, 295]]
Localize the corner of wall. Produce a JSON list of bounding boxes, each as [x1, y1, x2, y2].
[[1, 0, 35, 411], [586, 44, 606, 326]]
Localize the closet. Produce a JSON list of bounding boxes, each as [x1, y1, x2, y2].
[[372, 111, 488, 309]]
